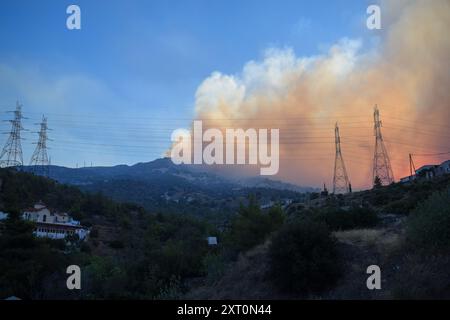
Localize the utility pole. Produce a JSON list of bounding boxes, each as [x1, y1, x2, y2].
[[372, 105, 394, 186], [409, 153, 416, 177], [0, 101, 26, 168], [333, 122, 350, 194], [29, 115, 51, 176]]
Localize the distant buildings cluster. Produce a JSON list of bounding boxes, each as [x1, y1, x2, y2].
[[400, 159, 450, 183], [260, 198, 293, 210]]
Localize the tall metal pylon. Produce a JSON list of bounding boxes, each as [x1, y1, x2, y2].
[[30, 115, 51, 176], [372, 105, 394, 186], [333, 122, 350, 194], [0, 101, 26, 168]]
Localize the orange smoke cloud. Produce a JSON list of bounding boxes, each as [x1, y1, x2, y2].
[[190, 0, 450, 189]]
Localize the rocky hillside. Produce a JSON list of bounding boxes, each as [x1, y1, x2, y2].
[[185, 175, 450, 300]]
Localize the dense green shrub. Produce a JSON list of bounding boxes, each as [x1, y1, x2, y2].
[[109, 240, 125, 249], [144, 214, 210, 281], [313, 206, 378, 231], [0, 169, 217, 299], [392, 253, 450, 299], [202, 253, 226, 284], [406, 187, 450, 251], [0, 212, 70, 299], [268, 219, 340, 294], [382, 196, 417, 214], [89, 228, 99, 238], [227, 197, 285, 253]]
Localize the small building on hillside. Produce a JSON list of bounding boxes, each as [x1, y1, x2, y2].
[[0, 211, 8, 221], [260, 201, 275, 210], [207, 236, 218, 246], [400, 159, 449, 184], [23, 201, 70, 224], [437, 160, 450, 176], [34, 222, 88, 240], [22, 202, 89, 240], [415, 165, 438, 180], [399, 175, 416, 184]]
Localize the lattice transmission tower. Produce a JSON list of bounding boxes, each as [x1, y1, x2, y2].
[[0, 102, 26, 168], [30, 115, 51, 176], [372, 105, 394, 186], [333, 122, 350, 194]]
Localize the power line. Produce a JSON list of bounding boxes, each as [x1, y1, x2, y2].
[[410, 151, 450, 157]]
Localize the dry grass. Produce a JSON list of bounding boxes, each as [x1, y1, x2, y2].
[[333, 228, 400, 252], [185, 240, 297, 300], [334, 229, 381, 246]]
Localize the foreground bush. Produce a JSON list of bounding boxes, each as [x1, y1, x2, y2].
[[313, 207, 379, 231], [406, 187, 450, 251], [228, 197, 285, 253], [392, 253, 450, 299], [268, 219, 340, 294], [391, 187, 450, 299]]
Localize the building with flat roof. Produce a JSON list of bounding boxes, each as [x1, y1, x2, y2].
[[22, 202, 89, 240]]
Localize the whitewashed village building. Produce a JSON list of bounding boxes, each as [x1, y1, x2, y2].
[[400, 159, 450, 184], [22, 202, 89, 240], [0, 211, 8, 221]]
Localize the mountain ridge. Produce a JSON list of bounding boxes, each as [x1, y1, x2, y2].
[[22, 157, 317, 193]]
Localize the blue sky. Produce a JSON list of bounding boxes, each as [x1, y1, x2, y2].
[[0, 0, 375, 167]]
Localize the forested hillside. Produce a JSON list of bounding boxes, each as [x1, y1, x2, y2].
[[1, 168, 449, 299], [0, 168, 217, 299]]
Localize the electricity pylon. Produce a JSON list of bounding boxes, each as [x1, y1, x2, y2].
[[0, 102, 25, 168], [30, 116, 51, 176], [333, 122, 350, 194], [372, 105, 394, 186]]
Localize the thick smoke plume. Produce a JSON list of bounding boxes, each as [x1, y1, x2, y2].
[[190, 0, 450, 188]]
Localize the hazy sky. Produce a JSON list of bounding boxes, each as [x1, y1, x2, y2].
[[0, 0, 371, 167], [1, 1, 449, 189]]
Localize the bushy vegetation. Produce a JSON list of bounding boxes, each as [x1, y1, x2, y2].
[[226, 196, 285, 253], [381, 195, 418, 214], [359, 175, 450, 214], [268, 218, 341, 294], [391, 187, 450, 299], [2, 167, 449, 300], [0, 168, 215, 299], [392, 253, 450, 299], [0, 210, 71, 299], [312, 206, 379, 231], [405, 187, 450, 251], [0, 168, 144, 225]]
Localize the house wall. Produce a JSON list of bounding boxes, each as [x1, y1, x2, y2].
[[54, 214, 70, 223], [23, 208, 54, 223], [437, 161, 450, 175], [34, 225, 89, 240], [23, 204, 89, 241], [34, 228, 67, 239]]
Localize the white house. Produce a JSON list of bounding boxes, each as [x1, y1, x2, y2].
[[0, 211, 8, 220], [400, 159, 449, 183], [399, 175, 416, 184], [34, 222, 89, 240], [22, 202, 89, 240], [260, 201, 275, 209], [437, 160, 450, 176], [207, 236, 218, 246], [22, 202, 71, 224], [415, 165, 438, 179]]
